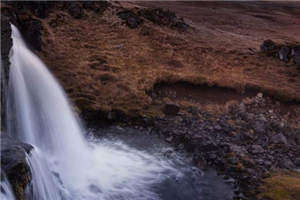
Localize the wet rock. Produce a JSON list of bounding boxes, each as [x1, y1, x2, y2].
[[1, 15, 12, 129], [1, 2, 44, 51], [278, 46, 290, 62], [270, 133, 288, 145], [261, 40, 277, 52], [1, 134, 33, 200], [0, 16, 12, 71], [163, 103, 180, 116], [117, 10, 143, 29], [17, 18, 43, 51]]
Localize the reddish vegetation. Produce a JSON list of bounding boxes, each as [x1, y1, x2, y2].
[[33, 2, 300, 120]]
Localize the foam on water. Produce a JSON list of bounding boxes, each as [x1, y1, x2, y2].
[[0, 175, 15, 200]]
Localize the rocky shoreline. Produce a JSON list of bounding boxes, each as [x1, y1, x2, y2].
[[152, 94, 300, 199], [88, 93, 299, 200]]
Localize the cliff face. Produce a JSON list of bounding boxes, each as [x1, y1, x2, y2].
[[1, 11, 12, 130], [1, 15, 12, 77]]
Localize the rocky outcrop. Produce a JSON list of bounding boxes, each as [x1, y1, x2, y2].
[[1, 1, 110, 52], [1, 134, 33, 200], [139, 8, 189, 31], [117, 7, 189, 31], [1, 15, 12, 77], [1, 2, 44, 51], [117, 10, 143, 29], [261, 40, 300, 66], [18, 18, 43, 51]]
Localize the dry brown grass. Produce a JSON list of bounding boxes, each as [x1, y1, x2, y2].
[[37, 2, 300, 118], [258, 171, 300, 200]]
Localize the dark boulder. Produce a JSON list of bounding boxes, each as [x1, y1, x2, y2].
[[117, 10, 143, 29], [260, 40, 300, 66], [1, 1, 43, 51], [261, 40, 277, 52], [24, 1, 53, 18], [163, 103, 180, 115], [4, 1, 53, 19], [82, 1, 109, 14], [1, 134, 33, 200], [140, 8, 189, 31], [278, 46, 290, 62], [172, 20, 189, 31], [292, 46, 300, 66], [67, 2, 83, 19], [140, 8, 176, 26]]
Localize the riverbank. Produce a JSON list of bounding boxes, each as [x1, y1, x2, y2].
[[87, 92, 300, 200]]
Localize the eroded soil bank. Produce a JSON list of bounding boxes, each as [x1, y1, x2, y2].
[[1, 1, 300, 200]]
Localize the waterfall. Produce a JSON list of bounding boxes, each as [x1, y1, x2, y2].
[[0, 175, 15, 200], [6, 24, 182, 200]]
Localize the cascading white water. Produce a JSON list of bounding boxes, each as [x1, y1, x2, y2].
[[6, 24, 184, 200], [0, 175, 15, 200]]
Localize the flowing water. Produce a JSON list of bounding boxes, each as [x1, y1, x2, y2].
[[0, 175, 15, 200], [5, 24, 233, 200]]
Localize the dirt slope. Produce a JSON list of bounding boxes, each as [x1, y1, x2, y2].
[[11, 2, 300, 120]]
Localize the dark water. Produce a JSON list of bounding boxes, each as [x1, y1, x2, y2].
[[88, 126, 234, 200]]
